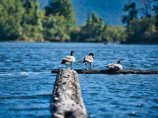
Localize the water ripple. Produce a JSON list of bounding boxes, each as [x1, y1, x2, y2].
[[0, 43, 158, 118]]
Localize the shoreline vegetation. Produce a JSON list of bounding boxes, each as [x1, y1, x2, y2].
[[0, 0, 158, 44], [1, 41, 158, 45]]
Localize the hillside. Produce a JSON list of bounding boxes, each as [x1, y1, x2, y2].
[[39, 0, 140, 26], [70, 0, 130, 26]]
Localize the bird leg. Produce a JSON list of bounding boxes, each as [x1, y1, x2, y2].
[[71, 63, 72, 70], [66, 64, 68, 69], [90, 63, 91, 70], [85, 63, 87, 70]]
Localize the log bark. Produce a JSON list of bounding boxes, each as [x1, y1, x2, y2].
[[51, 69, 158, 74], [51, 69, 88, 118]]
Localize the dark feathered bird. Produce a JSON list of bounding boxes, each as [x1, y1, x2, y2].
[[61, 51, 75, 69], [83, 53, 94, 70], [106, 60, 122, 70]]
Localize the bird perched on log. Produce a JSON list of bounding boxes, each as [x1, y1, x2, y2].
[[61, 51, 75, 69], [106, 60, 122, 70], [83, 53, 94, 70]]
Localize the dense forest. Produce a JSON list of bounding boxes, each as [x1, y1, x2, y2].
[[0, 0, 158, 44]]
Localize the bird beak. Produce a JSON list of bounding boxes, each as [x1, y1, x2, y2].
[[93, 56, 94, 58]]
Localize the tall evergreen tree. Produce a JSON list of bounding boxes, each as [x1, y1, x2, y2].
[[153, 5, 158, 13], [122, 2, 138, 31], [20, 0, 44, 41], [139, 0, 151, 18], [42, 14, 69, 41], [22, 0, 43, 29], [0, 0, 24, 41], [45, 0, 76, 32], [153, 5, 158, 30], [80, 13, 106, 42], [86, 13, 91, 27], [155, 12, 158, 30]]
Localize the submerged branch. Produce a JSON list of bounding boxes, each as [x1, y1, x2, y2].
[[51, 69, 158, 74]]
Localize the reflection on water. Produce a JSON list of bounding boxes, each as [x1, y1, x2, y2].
[[0, 43, 158, 118]]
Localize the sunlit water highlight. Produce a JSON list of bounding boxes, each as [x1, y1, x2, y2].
[[0, 43, 158, 117]]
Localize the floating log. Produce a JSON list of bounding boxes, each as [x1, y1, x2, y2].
[[51, 69, 88, 118], [51, 69, 158, 74]]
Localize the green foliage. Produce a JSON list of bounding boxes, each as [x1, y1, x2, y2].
[[19, 0, 44, 42], [154, 12, 158, 30], [42, 14, 70, 41], [0, 0, 24, 41], [152, 30, 158, 43], [153, 5, 158, 30], [70, 13, 127, 43], [0, 0, 44, 42], [71, 13, 107, 42], [127, 17, 156, 43], [122, 2, 138, 30], [0, 0, 158, 44], [104, 26, 127, 43], [121, 2, 158, 44], [45, 0, 76, 32], [152, 11, 158, 43], [153, 5, 158, 13], [139, 0, 151, 18]]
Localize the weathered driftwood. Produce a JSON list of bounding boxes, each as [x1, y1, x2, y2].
[[51, 69, 87, 118], [51, 69, 158, 74]]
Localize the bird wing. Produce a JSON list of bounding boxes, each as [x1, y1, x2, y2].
[[106, 63, 115, 68], [62, 56, 75, 63], [106, 63, 122, 70], [83, 56, 93, 63]]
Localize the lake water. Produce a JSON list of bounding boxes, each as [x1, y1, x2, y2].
[[0, 43, 158, 118]]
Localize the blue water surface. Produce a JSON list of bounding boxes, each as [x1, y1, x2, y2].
[[0, 43, 158, 118]]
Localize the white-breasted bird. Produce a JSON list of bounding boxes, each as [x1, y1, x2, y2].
[[61, 51, 75, 69], [83, 53, 94, 70], [106, 60, 122, 70]]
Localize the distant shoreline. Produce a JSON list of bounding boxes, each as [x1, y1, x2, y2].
[[0, 41, 158, 45]]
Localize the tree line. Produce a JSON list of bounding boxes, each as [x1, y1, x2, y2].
[[0, 0, 158, 44], [122, 0, 158, 44], [0, 0, 75, 42]]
